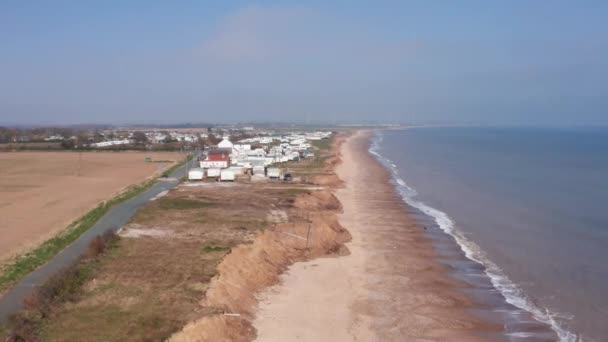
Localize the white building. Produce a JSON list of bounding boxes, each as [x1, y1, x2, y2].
[[90, 139, 131, 147], [233, 144, 251, 154], [259, 137, 274, 144], [218, 137, 233, 149]]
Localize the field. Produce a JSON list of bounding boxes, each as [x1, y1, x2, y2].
[[0, 151, 184, 265], [1, 135, 346, 341]]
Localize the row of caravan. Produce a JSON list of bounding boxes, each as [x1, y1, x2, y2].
[[251, 165, 280, 178], [188, 167, 235, 181], [188, 166, 282, 182]]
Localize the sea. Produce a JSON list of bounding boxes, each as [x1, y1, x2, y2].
[[371, 126, 608, 342]]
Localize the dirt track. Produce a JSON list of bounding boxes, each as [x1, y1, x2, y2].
[[0, 151, 183, 264]]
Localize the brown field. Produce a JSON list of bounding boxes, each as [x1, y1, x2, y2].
[[0, 151, 184, 264]]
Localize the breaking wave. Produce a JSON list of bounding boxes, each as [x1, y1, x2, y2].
[[368, 131, 578, 342]]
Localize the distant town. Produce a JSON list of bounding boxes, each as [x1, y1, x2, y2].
[[0, 125, 336, 152]]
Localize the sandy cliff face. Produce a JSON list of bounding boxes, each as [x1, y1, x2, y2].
[[169, 134, 351, 342]]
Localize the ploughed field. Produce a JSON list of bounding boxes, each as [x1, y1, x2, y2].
[[0, 152, 184, 264]]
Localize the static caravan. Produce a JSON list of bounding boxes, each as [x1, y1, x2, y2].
[[253, 165, 265, 176], [188, 168, 204, 181], [220, 169, 235, 182], [266, 167, 281, 179], [289, 151, 300, 161], [206, 168, 221, 178], [227, 166, 245, 175]]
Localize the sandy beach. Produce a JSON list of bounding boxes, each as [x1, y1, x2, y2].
[[253, 131, 498, 341]]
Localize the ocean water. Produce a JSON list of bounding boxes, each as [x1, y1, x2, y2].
[[371, 127, 608, 342]]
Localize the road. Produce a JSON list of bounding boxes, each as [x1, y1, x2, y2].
[[0, 161, 190, 322]]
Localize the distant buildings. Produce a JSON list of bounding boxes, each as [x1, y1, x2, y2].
[[90, 139, 131, 148], [195, 131, 331, 176]]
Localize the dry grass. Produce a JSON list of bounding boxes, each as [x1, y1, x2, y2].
[[272, 135, 337, 181], [27, 183, 306, 341], [5, 232, 117, 342], [1, 133, 348, 341]]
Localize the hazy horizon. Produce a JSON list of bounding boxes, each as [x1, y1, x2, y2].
[[1, 2, 607, 126]]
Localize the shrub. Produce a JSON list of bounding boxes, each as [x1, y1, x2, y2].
[[7, 232, 117, 340]]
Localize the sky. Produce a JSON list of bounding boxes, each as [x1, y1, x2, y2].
[[1, 1, 607, 126]]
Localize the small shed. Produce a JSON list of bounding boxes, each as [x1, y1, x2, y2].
[[220, 169, 235, 182], [188, 168, 204, 181], [267, 167, 281, 179], [253, 165, 265, 176], [207, 168, 221, 178]]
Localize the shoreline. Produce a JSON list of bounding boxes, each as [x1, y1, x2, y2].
[[253, 130, 500, 340], [370, 129, 563, 341]]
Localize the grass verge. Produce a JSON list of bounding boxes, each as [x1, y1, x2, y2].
[[4, 232, 118, 341], [0, 156, 190, 294], [159, 198, 212, 210]]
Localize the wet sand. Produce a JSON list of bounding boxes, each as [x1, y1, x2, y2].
[[253, 131, 499, 341]]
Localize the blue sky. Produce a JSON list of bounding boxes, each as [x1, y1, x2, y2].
[[1, 1, 607, 125]]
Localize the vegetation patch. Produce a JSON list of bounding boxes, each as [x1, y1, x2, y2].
[[0, 142, 64, 151], [4, 232, 117, 341], [284, 188, 312, 196], [158, 198, 212, 210], [311, 137, 332, 151], [201, 245, 229, 253], [161, 154, 192, 177], [270, 134, 336, 179]]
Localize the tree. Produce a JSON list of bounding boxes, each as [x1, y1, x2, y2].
[[61, 139, 75, 149], [132, 131, 148, 145], [207, 133, 221, 145], [197, 137, 207, 148], [93, 129, 104, 142], [76, 133, 90, 147]]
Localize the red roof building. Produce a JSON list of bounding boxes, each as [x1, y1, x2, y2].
[[200, 151, 230, 169], [207, 154, 229, 162]]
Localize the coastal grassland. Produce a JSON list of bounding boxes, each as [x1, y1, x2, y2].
[[2, 231, 118, 341], [272, 133, 338, 179], [8, 183, 309, 341], [0, 142, 64, 151], [0, 153, 190, 295]]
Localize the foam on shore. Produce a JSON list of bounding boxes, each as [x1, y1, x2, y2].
[[369, 131, 577, 342]]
